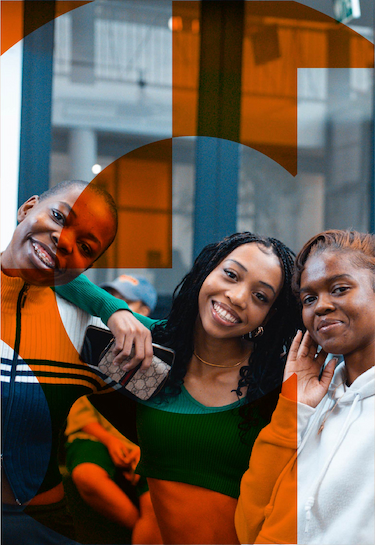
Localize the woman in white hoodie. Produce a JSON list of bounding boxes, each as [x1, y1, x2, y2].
[[235, 229, 375, 545]]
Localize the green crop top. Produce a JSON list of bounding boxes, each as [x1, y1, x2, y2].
[[136, 387, 265, 498]]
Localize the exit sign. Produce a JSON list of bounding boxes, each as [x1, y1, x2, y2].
[[333, 0, 361, 24]]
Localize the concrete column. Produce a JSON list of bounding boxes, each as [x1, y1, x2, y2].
[[71, 3, 95, 84], [69, 128, 97, 182]]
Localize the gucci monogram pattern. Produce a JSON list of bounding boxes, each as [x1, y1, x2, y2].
[[124, 356, 170, 400], [98, 343, 170, 400]]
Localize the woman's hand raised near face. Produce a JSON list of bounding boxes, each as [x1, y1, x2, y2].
[[282, 330, 337, 408]]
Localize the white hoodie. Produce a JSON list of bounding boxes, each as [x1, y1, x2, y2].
[[296, 362, 375, 544]]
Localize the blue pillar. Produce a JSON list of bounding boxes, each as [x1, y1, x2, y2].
[[193, 138, 239, 256], [371, 66, 375, 233], [192, 1, 244, 258], [370, 0, 375, 233], [18, 2, 55, 206]]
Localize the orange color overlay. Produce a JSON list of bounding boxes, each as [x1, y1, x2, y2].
[[172, 1, 374, 176], [92, 139, 172, 269], [1, 280, 81, 363], [236, 374, 298, 544], [2, 1, 373, 266], [1, 1, 92, 55]]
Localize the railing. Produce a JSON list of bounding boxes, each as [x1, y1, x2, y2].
[[54, 7, 172, 88], [54, 12, 372, 100]]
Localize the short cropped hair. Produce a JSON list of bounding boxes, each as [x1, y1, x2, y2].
[[40, 180, 117, 227], [293, 229, 375, 295], [39, 180, 118, 246]]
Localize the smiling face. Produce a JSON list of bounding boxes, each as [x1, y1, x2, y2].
[[300, 251, 375, 361], [196, 243, 283, 341], [2, 186, 116, 286]]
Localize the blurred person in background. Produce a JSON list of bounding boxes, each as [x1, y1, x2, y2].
[[65, 275, 161, 544], [100, 274, 157, 318]]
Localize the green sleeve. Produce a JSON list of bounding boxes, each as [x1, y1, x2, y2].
[[53, 274, 157, 329]]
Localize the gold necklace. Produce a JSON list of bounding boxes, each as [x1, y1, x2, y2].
[[193, 351, 252, 369]]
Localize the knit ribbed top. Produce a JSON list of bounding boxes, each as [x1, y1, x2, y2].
[[1, 272, 114, 504], [136, 386, 265, 498]]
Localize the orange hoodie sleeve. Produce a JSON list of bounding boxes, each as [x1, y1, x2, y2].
[[235, 373, 316, 545], [235, 370, 308, 544]]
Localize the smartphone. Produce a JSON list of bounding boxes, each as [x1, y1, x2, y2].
[[80, 325, 175, 400]]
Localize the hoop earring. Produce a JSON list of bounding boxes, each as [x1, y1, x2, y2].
[[248, 326, 264, 339]]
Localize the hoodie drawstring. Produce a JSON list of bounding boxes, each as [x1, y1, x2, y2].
[[304, 393, 361, 533]]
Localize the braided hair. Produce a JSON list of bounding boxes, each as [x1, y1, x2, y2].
[[151, 232, 302, 430]]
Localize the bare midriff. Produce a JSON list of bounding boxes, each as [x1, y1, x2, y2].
[[147, 478, 240, 545]]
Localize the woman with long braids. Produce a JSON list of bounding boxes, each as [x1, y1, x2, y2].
[[56, 232, 301, 544]]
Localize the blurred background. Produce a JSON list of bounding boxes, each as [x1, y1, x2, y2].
[[1, 0, 374, 317]]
